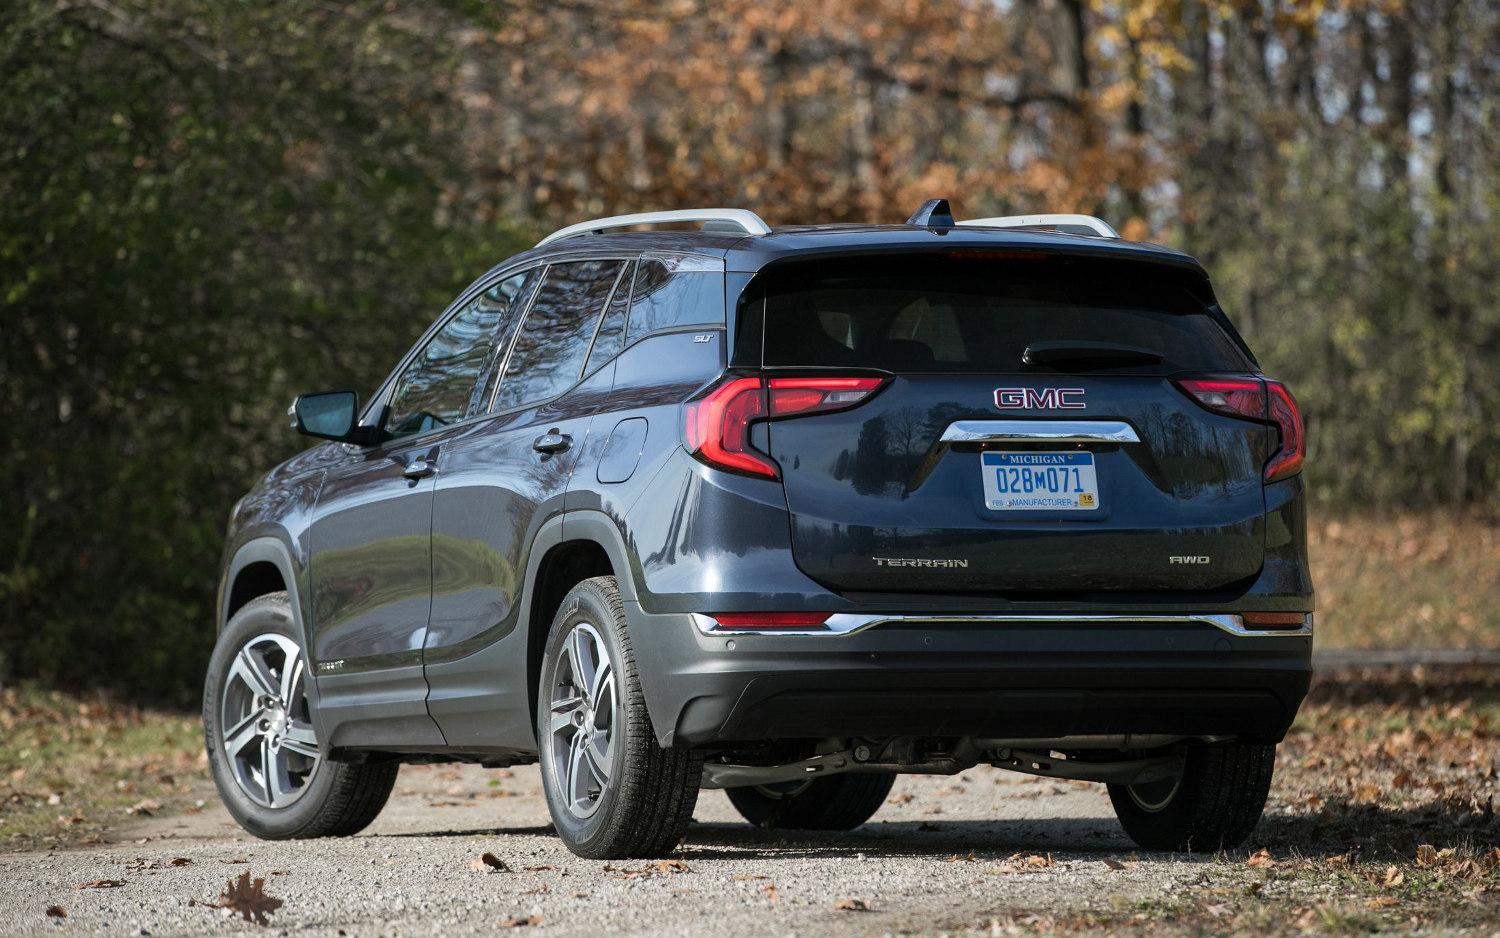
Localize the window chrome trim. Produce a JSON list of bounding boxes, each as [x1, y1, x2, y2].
[[940, 420, 1141, 444], [693, 613, 1311, 638]]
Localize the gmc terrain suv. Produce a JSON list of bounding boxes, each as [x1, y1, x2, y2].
[[206, 200, 1312, 858]]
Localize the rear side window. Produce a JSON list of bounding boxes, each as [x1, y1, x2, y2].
[[624, 259, 725, 345], [760, 254, 1253, 374], [493, 259, 625, 411], [583, 260, 634, 376]]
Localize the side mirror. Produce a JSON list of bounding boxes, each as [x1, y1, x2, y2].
[[289, 390, 360, 441]]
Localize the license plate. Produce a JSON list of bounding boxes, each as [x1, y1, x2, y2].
[[981, 452, 1099, 511]]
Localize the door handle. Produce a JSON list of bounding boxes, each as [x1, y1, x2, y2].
[[402, 456, 438, 479], [533, 430, 572, 454]]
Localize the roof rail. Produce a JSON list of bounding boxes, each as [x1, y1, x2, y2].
[[958, 214, 1120, 239], [536, 209, 773, 247]]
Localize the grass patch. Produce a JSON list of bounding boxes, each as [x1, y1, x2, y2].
[[1312, 511, 1500, 649], [0, 684, 206, 849]]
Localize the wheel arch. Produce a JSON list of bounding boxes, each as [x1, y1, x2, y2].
[[220, 536, 308, 646], [522, 512, 639, 741]]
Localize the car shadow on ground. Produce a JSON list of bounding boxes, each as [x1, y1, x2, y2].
[[1258, 799, 1499, 859]]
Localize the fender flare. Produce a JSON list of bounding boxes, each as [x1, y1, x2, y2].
[[220, 535, 310, 649]]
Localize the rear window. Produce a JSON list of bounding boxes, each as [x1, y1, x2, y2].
[[759, 254, 1253, 374]]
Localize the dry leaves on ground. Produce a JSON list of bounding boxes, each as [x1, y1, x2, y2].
[[44, 906, 65, 918], [604, 859, 690, 879], [833, 898, 870, 912], [217, 872, 283, 926], [499, 915, 542, 927], [470, 852, 510, 873], [762, 883, 778, 905], [1247, 848, 1277, 868], [73, 879, 125, 889]]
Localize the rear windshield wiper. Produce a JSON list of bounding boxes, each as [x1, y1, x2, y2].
[[1022, 341, 1164, 369]]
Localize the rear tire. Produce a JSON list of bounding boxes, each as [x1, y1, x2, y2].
[[537, 576, 702, 858], [726, 773, 895, 830], [204, 592, 397, 839], [1107, 742, 1275, 852]]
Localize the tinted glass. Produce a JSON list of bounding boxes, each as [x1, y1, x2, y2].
[[385, 285, 518, 440], [493, 260, 624, 412], [761, 254, 1253, 374], [583, 260, 633, 376], [624, 260, 724, 345], [469, 269, 541, 413]]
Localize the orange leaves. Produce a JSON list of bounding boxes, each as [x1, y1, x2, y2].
[[1247, 848, 1277, 869]]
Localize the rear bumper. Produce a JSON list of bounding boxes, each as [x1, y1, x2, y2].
[[626, 604, 1312, 748]]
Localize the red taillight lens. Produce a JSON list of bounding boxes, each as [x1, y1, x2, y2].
[[1175, 376, 1306, 483], [709, 612, 831, 631], [1241, 612, 1307, 629], [685, 376, 886, 479], [684, 377, 775, 478], [1263, 380, 1305, 482], [767, 377, 885, 417]]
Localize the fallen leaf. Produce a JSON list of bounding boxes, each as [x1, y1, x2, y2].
[[730, 874, 769, 881], [1367, 896, 1399, 909], [885, 792, 914, 805], [217, 872, 283, 926], [1204, 903, 1230, 918], [125, 799, 161, 816], [499, 915, 541, 928], [221, 858, 249, 865], [944, 851, 977, 862], [762, 883, 778, 905], [522, 865, 558, 872], [521, 886, 550, 896], [1384, 866, 1404, 887], [1247, 848, 1277, 869], [1102, 858, 1133, 871], [471, 852, 510, 873], [73, 880, 125, 889], [171, 857, 192, 867], [833, 898, 870, 912], [1392, 770, 1414, 789], [1416, 844, 1455, 868], [1450, 858, 1484, 879], [45, 906, 66, 918], [570, 892, 589, 899]]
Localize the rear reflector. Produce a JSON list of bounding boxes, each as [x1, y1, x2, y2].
[[1174, 376, 1306, 483], [708, 613, 831, 632], [1240, 612, 1307, 629]]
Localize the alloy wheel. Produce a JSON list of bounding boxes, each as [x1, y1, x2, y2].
[[546, 622, 618, 820], [219, 632, 321, 808]]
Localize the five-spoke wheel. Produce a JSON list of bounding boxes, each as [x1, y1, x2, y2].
[[545, 622, 618, 820], [537, 577, 701, 858], [204, 592, 397, 839]]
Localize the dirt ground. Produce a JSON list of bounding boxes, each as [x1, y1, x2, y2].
[[3, 664, 1499, 936]]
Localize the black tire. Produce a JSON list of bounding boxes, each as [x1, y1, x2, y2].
[[726, 773, 895, 831], [537, 576, 702, 859], [1107, 742, 1276, 852], [204, 592, 397, 839]]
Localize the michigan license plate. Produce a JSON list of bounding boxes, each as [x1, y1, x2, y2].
[[982, 452, 1099, 511]]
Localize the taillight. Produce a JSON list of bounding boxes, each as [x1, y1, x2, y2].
[[1175, 376, 1305, 483], [685, 376, 886, 479], [1263, 380, 1305, 482], [707, 612, 831, 632], [768, 377, 884, 417], [684, 377, 775, 478]]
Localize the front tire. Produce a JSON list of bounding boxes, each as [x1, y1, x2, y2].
[[1107, 742, 1275, 851], [204, 592, 397, 839], [726, 773, 895, 830], [537, 576, 701, 858]]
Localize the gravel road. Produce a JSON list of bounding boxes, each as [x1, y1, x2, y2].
[[0, 761, 1231, 937]]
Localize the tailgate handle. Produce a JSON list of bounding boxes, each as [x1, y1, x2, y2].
[[940, 420, 1140, 444]]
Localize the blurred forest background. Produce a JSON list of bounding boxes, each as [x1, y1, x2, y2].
[[3, 0, 1497, 705]]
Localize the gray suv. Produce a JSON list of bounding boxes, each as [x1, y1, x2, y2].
[[205, 201, 1312, 858]]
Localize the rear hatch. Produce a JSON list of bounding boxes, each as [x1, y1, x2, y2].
[[755, 250, 1271, 594]]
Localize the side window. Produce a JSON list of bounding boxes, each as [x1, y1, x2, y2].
[[383, 272, 532, 441], [469, 269, 541, 413], [623, 260, 726, 345], [492, 259, 624, 412], [583, 260, 634, 376]]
